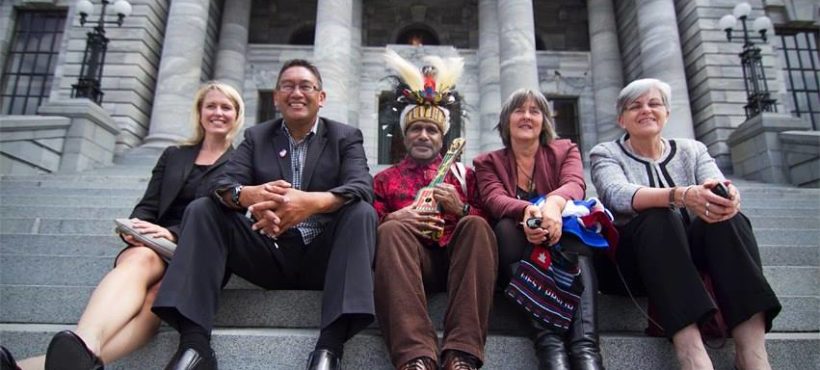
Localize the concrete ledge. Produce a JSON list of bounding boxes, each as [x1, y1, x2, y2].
[[728, 113, 811, 184], [780, 131, 820, 188], [37, 99, 119, 173], [0, 116, 71, 174]]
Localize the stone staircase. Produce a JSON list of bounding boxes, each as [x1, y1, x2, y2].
[[0, 155, 818, 369]]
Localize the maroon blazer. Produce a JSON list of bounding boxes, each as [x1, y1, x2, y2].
[[473, 139, 586, 221]]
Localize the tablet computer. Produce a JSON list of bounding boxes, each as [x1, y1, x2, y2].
[[114, 218, 176, 260]]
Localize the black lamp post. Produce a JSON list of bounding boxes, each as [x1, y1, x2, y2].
[[71, 0, 132, 105], [719, 2, 777, 119]]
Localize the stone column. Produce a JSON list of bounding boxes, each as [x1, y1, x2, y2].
[[479, 0, 502, 151], [347, 0, 363, 127], [214, 0, 252, 93], [588, 0, 624, 143], [143, 0, 210, 147], [313, 0, 359, 125], [635, 0, 694, 139], [497, 0, 539, 101]]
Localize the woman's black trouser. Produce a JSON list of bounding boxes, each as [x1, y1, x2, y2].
[[594, 209, 781, 338], [494, 218, 604, 370]]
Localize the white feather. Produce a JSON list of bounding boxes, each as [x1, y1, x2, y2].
[[422, 55, 464, 92], [383, 49, 423, 92]]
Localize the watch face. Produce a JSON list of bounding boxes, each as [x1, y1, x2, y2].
[[232, 186, 242, 205]]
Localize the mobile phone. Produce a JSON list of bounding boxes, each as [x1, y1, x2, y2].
[[526, 217, 541, 229], [711, 182, 730, 199]]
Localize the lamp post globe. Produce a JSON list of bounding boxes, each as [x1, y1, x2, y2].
[[720, 2, 777, 118], [71, 0, 131, 105]]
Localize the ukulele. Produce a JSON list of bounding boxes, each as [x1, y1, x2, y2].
[[411, 138, 466, 240]]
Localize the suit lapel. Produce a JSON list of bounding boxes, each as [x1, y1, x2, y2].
[[271, 120, 293, 183], [301, 119, 328, 189]]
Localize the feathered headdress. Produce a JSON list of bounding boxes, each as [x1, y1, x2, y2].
[[383, 49, 464, 135]]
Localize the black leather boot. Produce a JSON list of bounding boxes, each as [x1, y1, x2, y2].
[[567, 255, 604, 370], [533, 319, 571, 370]]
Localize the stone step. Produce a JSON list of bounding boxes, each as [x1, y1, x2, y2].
[[2, 196, 817, 219], [18, 197, 820, 223], [0, 206, 133, 220], [3, 216, 818, 245], [0, 179, 149, 191], [0, 187, 145, 197], [2, 176, 817, 199], [4, 233, 814, 268], [0, 195, 142, 207], [2, 185, 816, 208], [6, 183, 818, 202], [1, 325, 817, 370], [1, 285, 815, 333], [3, 254, 815, 294], [3, 206, 818, 229], [0, 234, 121, 256]]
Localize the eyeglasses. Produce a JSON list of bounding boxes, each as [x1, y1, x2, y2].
[[277, 83, 320, 94]]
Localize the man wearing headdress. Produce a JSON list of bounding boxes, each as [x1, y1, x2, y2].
[[373, 50, 498, 370]]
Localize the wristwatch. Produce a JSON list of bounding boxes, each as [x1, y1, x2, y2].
[[667, 187, 678, 210], [462, 203, 471, 216], [231, 185, 243, 208]]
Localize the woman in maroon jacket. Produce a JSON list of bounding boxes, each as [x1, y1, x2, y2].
[[474, 89, 602, 370]]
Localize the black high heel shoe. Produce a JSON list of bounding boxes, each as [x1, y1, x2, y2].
[[44, 330, 104, 370], [1, 345, 21, 370]]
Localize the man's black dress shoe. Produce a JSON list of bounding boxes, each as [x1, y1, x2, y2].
[[163, 347, 217, 370], [305, 349, 341, 370], [44, 330, 103, 370], [1, 345, 20, 370]]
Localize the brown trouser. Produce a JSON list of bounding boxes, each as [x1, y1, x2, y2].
[[374, 216, 498, 368]]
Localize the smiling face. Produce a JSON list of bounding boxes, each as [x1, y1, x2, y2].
[[199, 90, 237, 140], [274, 66, 326, 126], [404, 120, 443, 163], [618, 88, 669, 140], [508, 97, 544, 144]]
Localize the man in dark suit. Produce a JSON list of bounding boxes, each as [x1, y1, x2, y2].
[[152, 59, 376, 370]]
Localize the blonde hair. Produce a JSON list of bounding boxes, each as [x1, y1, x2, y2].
[[181, 81, 245, 147]]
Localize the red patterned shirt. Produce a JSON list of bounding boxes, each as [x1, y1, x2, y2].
[[373, 155, 487, 247]]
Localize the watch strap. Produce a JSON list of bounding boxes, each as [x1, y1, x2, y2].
[[668, 187, 678, 209]]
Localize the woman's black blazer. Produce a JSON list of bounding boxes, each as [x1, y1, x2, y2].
[[129, 144, 233, 238]]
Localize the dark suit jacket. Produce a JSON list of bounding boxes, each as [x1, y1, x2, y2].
[[473, 139, 586, 221], [130, 144, 233, 238], [211, 117, 373, 227]]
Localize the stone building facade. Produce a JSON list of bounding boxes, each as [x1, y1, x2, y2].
[[0, 0, 817, 184]]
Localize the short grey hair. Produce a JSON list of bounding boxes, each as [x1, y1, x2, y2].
[[496, 89, 556, 148], [616, 78, 672, 118]]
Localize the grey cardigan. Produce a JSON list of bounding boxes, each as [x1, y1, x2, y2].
[[589, 134, 724, 225]]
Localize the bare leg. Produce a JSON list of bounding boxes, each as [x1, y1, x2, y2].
[[97, 281, 163, 363], [732, 312, 771, 370], [73, 247, 165, 356], [672, 323, 714, 370], [17, 356, 44, 370]]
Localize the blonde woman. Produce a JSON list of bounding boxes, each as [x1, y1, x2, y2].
[[11, 82, 244, 370]]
